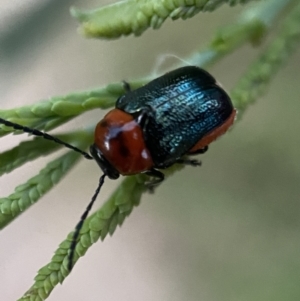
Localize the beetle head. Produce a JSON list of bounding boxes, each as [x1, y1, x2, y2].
[[89, 144, 120, 179]]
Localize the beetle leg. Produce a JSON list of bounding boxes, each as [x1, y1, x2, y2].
[[132, 107, 152, 129], [176, 158, 202, 167], [122, 80, 131, 92], [143, 168, 165, 193], [188, 145, 208, 155]]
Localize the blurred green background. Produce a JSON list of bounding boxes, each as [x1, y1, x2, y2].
[[1, 1, 300, 300]]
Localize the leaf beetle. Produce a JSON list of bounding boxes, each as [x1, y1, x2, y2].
[[0, 65, 236, 271], [90, 66, 236, 186]]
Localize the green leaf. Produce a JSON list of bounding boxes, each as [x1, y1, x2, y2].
[[0, 151, 80, 229], [0, 87, 121, 136], [232, 1, 300, 119], [71, 0, 258, 39]]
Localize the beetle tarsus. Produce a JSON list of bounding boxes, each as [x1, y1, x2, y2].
[[143, 168, 164, 193], [176, 158, 202, 167], [189, 145, 209, 155]]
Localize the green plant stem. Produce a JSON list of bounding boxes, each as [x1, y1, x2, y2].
[[17, 164, 183, 301], [0, 152, 80, 229], [232, 0, 300, 118], [0, 88, 120, 136], [0, 133, 92, 229], [188, 0, 294, 67], [71, 0, 259, 39], [0, 131, 90, 176]]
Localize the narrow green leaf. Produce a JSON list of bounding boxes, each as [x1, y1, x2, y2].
[[71, 0, 258, 39], [232, 1, 300, 118], [18, 161, 185, 300], [0, 88, 120, 136], [188, 0, 294, 67], [0, 151, 80, 229]]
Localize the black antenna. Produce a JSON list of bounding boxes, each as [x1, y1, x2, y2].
[[68, 174, 106, 271], [0, 117, 93, 160], [0, 117, 106, 271]]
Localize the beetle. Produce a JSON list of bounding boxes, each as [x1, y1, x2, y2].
[[0, 66, 236, 271], [91, 66, 235, 185]]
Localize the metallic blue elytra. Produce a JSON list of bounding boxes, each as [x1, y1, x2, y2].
[[115, 66, 235, 168]]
